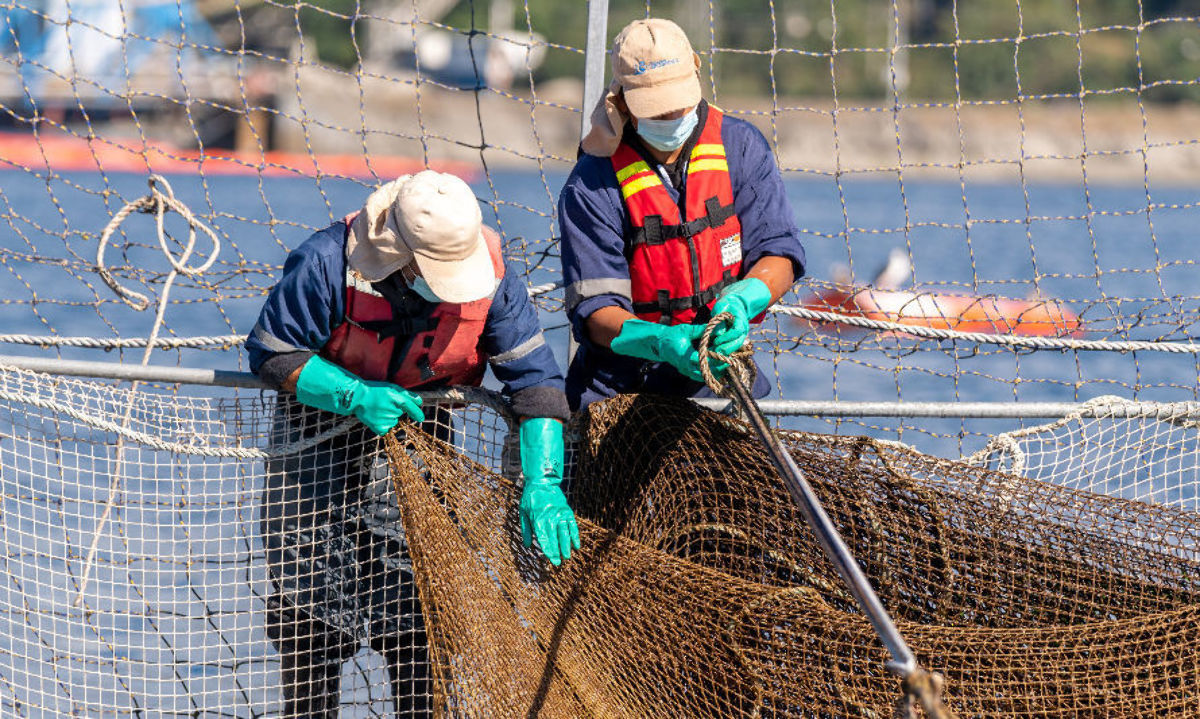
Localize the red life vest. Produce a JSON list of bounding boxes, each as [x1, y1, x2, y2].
[[322, 219, 505, 389], [610, 105, 744, 325]]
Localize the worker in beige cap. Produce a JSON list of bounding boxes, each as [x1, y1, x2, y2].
[[561, 18, 806, 410], [246, 170, 578, 717]]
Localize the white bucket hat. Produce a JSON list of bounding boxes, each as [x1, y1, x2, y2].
[[347, 170, 494, 303]]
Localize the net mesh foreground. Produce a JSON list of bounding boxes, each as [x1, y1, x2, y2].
[[390, 392, 1200, 718], [4, 366, 1200, 715]]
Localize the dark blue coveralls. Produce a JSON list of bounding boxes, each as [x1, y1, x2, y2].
[[558, 100, 807, 411], [246, 221, 567, 717]]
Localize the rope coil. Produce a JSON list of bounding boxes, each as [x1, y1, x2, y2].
[[697, 310, 755, 398], [95, 174, 221, 312]]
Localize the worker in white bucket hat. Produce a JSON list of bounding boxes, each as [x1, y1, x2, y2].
[[246, 170, 578, 717]]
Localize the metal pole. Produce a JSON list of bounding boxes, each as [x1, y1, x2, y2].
[[3, 354, 1194, 420], [724, 369, 918, 677], [0, 355, 269, 389], [580, 0, 610, 142], [691, 398, 1180, 419], [570, 0, 609, 365]]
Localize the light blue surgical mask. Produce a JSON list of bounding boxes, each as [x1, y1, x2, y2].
[[409, 273, 500, 303], [635, 107, 698, 152], [409, 275, 442, 303]]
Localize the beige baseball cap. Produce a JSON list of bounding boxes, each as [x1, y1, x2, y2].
[[612, 18, 702, 119], [347, 170, 495, 303]]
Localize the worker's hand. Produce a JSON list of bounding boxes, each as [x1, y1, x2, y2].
[[710, 278, 772, 357], [609, 318, 722, 381], [518, 418, 580, 566], [293, 355, 424, 434]]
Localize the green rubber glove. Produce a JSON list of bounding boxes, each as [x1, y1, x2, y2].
[[518, 417, 580, 566], [710, 278, 772, 356], [293, 355, 424, 435], [610, 318, 711, 381]]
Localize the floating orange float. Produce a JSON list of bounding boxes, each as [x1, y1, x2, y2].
[[801, 286, 1083, 337], [800, 250, 1083, 337]]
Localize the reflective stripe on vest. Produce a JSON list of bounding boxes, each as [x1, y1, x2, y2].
[[322, 219, 506, 389], [611, 106, 743, 325]]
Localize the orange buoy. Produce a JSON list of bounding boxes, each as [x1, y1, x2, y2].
[[800, 286, 1083, 337]]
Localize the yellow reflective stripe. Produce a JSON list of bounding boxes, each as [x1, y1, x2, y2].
[[616, 160, 654, 184], [690, 143, 726, 160], [620, 174, 662, 199], [688, 158, 729, 174]]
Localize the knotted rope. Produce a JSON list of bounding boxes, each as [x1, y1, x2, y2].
[[96, 174, 221, 314], [895, 666, 954, 719], [80, 175, 222, 607], [698, 311, 957, 719], [697, 310, 755, 398]]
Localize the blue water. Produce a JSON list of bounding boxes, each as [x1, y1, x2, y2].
[[4, 166, 1200, 715], [5, 167, 1200, 456]]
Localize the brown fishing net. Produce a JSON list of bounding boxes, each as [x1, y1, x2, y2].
[[386, 394, 1200, 718]]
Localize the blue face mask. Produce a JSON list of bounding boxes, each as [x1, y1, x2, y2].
[[409, 274, 499, 304], [635, 107, 698, 152], [409, 275, 442, 303]]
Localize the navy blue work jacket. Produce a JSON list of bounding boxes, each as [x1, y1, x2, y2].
[[246, 221, 565, 404], [558, 102, 806, 409]]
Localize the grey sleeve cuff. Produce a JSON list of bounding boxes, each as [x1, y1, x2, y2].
[[509, 385, 570, 422], [256, 351, 314, 391]]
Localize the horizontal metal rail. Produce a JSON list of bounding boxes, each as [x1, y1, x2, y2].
[[0, 354, 269, 388], [3, 354, 1197, 419], [696, 398, 1107, 418]]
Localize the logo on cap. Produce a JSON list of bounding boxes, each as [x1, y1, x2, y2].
[[633, 57, 681, 76]]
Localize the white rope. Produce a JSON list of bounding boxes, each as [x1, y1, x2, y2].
[[0, 382, 352, 458], [80, 176, 224, 606], [777, 305, 1200, 353], [527, 281, 561, 297], [962, 394, 1200, 468], [95, 175, 221, 313], [8, 301, 1200, 355], [0, 334, 246, 349]]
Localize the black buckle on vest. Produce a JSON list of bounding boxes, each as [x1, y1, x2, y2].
[[632, 270, 736, 321], [630, 196, 735, 247], [642, 215, 665, 246], [418, 355, 436, 381], [357, 316, 437, 341]]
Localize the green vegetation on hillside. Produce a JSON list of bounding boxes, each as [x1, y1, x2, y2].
[[215, 0, 1200, 102]]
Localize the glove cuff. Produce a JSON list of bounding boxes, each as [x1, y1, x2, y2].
[[294, 355, 359, 416], [609, 318, 663, 362], [519, 417, 565, 488], [730, 277, 773, 317]]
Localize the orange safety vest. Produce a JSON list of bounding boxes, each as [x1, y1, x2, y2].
[[610, 105, 743, 325], [322, 218, 505, 389]]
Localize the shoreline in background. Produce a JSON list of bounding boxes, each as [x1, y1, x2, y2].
[[263, 70, 1200, 185], [5, 67, 1200, 185]]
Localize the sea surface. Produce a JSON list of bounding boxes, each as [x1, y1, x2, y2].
[[3, 166, 1200, 716], [5, 165, 1200, 454]]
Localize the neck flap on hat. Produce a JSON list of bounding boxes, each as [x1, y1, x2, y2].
[[346, 176, 413, 282]]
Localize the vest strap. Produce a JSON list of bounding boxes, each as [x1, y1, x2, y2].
[[631, 270, 735, 320], [353, 316, 439, 340], [630, 195, 735, 247]]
